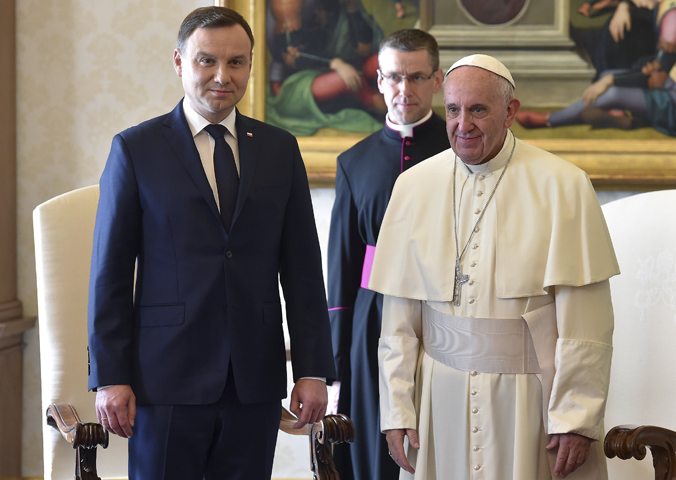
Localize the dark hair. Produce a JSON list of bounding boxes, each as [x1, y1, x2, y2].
[[177, 7, 254, 53], [379, 29, 440, 72]]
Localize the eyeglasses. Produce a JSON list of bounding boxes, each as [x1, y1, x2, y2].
[[378, 70, 435, 86]]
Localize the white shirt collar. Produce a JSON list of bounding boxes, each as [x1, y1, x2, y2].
[[182, 101, 238, 140], [386, 110, 433, 138]]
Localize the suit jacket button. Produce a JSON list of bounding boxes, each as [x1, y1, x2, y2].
[[225, 251, 233, 258]]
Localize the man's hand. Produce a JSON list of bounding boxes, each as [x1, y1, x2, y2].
[[283, 46, 301, 68], [632, 0, 657, 9], [582, 74, 614, 106], [609, 1, 631, 42], [290, 378, 328, 429], [385, 428, 420, 474], [577, 2, 592, 17], [327, 381, 340, 415], [546, 433, 592, 478], [330, 58, 362, 92], [642, 60, 669, 88], [96, 384, 136, 438]]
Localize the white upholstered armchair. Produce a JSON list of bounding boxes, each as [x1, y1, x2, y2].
[[602, 190, 676, 480], [34, 185, 353, 480]]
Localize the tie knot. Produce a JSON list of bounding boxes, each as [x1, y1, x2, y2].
[[204, 124, 228, 140]]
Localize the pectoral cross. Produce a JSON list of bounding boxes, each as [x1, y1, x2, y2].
[[453, 258, 469, 307]]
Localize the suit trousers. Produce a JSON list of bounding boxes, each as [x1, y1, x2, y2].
[[128, 368, 282, 480]]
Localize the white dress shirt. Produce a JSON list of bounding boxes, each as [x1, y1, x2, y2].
[[182, 102, 240, 213]]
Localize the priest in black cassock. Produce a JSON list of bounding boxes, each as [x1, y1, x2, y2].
[[327, 29, 450, 480]]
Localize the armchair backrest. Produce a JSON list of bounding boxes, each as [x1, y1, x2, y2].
[[34, 185, 128, 480], [602, 190, 676, 479]]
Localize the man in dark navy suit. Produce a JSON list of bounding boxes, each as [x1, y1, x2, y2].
[[87, 7, 335, 480]]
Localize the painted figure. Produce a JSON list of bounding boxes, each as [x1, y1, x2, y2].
[[519, 0, 676, 137], [266, 0, 386, 136]]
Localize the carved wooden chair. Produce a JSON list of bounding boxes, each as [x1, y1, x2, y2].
[[601, 190, 676, 480], [34, 185, 354, 480]]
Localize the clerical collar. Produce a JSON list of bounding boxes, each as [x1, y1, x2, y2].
[[459, 130, 515, 175], [386, 110, 433, 138]]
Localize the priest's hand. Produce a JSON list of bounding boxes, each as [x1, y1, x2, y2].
[[385, 428, 420, 474], [546, 433, 592, 478], [96, 384, 136, 438]]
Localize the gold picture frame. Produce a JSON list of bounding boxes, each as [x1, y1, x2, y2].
[[222, 0, 676, 190]]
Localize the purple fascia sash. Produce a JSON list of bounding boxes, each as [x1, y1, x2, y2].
[[360, 244, 376, 289]]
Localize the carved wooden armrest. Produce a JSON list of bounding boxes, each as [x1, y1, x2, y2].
[[279, 406, 355, 480], [46, 403, 109, 480], [605, 424, 676, 480]]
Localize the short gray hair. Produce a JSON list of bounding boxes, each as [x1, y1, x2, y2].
[[495, 74, 515, 106]]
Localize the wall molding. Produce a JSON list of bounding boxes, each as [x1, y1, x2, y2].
[[0, 2, 34, 478]]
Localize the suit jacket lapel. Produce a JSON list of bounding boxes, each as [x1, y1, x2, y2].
[[162, 100, 222, 223], [232, 110, 259, 227]]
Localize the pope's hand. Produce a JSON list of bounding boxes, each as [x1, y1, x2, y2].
[[385, 428, 420, 474], [547, 433, 592, 478]]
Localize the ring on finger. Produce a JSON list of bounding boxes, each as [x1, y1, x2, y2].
[[100, 417, 108, 422]]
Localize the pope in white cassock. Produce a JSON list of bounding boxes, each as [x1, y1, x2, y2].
[[369, 54, 620, 480]]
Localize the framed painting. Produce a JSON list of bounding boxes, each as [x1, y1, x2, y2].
[[222, 0, 676, 189]]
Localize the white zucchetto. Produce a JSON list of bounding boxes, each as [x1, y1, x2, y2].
[[445, 54, 516, 88]]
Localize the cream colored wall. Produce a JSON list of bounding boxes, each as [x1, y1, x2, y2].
[[16, 0, 207, 475]]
